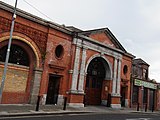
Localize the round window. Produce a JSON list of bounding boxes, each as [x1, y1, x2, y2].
[[123, 65, 128, 75], [55, 45, 64, 58]]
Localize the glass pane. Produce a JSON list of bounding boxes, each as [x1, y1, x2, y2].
[[0, 45, 29, 66]]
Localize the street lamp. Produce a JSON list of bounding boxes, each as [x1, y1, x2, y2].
[[0, 0, 18, 103]]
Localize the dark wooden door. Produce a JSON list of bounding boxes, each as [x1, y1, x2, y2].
[[46, 76, 60, 104], [85, 88, 102, 105], [85, 76, 102, 105], [121, 87, 126, 107]]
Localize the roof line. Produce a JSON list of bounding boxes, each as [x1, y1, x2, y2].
[[0, 1, 72, 35]]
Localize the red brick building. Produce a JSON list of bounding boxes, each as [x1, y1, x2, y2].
[[131, 58, 158, 111], [0, 1, 134, 108]]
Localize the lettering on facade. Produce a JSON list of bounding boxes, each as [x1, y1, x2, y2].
[[134, 79, 157, 89]]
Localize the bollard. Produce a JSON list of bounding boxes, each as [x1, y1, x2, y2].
[[137, 103, 139, 111], [152, 105, 154, 112], [145, 103, 147, 112], [83, 94, 86, 107], [36, 95, 41, 111], [63, 97, 67, 110]]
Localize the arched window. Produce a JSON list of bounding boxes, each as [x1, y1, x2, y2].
[[0, 44, 29, 66]]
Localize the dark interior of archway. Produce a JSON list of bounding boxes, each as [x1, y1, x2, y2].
[[85, 57, 106, 105], [0, 44, 29, 66], [86, 57, 106, 88]]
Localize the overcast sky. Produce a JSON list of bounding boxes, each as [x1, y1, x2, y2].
[[3, 0, 160, 82]]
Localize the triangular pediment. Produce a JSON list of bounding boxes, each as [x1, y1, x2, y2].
[[79, 28, 126, 52]]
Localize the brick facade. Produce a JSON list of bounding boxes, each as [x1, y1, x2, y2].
[[131, 58, 158, 111], [0, 1, 134, 108]]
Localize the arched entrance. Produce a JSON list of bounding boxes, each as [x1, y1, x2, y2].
[[0, 39, 37, 103], [85, 57, 111, 105]]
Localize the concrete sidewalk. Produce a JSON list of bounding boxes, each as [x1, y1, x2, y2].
[[0, 104, 159, 117]]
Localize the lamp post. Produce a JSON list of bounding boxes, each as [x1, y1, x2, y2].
[[0, 0, 18, 103]]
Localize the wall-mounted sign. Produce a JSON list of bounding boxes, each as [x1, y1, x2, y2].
[[134, 79, 157, 89]]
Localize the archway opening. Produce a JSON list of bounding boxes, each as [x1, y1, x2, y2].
[[85, 57, 111, 105]]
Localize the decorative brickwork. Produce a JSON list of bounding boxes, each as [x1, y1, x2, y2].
[[0, 16, 47, 53]]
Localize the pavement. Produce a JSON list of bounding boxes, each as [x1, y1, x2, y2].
[[0, 104, 159, 117]]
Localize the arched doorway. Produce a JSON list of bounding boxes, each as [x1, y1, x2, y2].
[[85, 57, 111, 105], [0, 39, 37, 103]]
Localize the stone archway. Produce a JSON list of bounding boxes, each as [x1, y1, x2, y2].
[[84, 56, 112, 105]]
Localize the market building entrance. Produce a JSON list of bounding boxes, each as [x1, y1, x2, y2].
[[85, 57, 111, 105]]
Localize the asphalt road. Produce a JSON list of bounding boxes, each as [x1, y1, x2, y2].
[[1, 113, 160, 120]]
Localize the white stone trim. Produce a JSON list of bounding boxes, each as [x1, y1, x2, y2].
[[85, 54, 112, 80], [117, 59, 121, 94], [57, 95, 64, 105], [111, 104, 121, 109], [111, 93, 121, 97], [125, 99, 129, 107], [41, 94, 47, 105], [67, 103, 84, 107], [71, 42, 81, 91], [78, 47, 87, 92], [30, 68, 42, 104], [112, 58, 117, 94], [83, 40, 123, 59]]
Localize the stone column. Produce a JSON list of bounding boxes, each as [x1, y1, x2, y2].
[[78, 47, 87, 93], [30, 68, 42, 104], [69, 39, 85, 107], [111, 57, 121, 109], [116, 59, 121, 95], [112, 58, 117, 94], [70, 41, 81, 92]]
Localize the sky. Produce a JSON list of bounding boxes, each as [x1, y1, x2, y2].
[[2, 0, 160, 82]]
